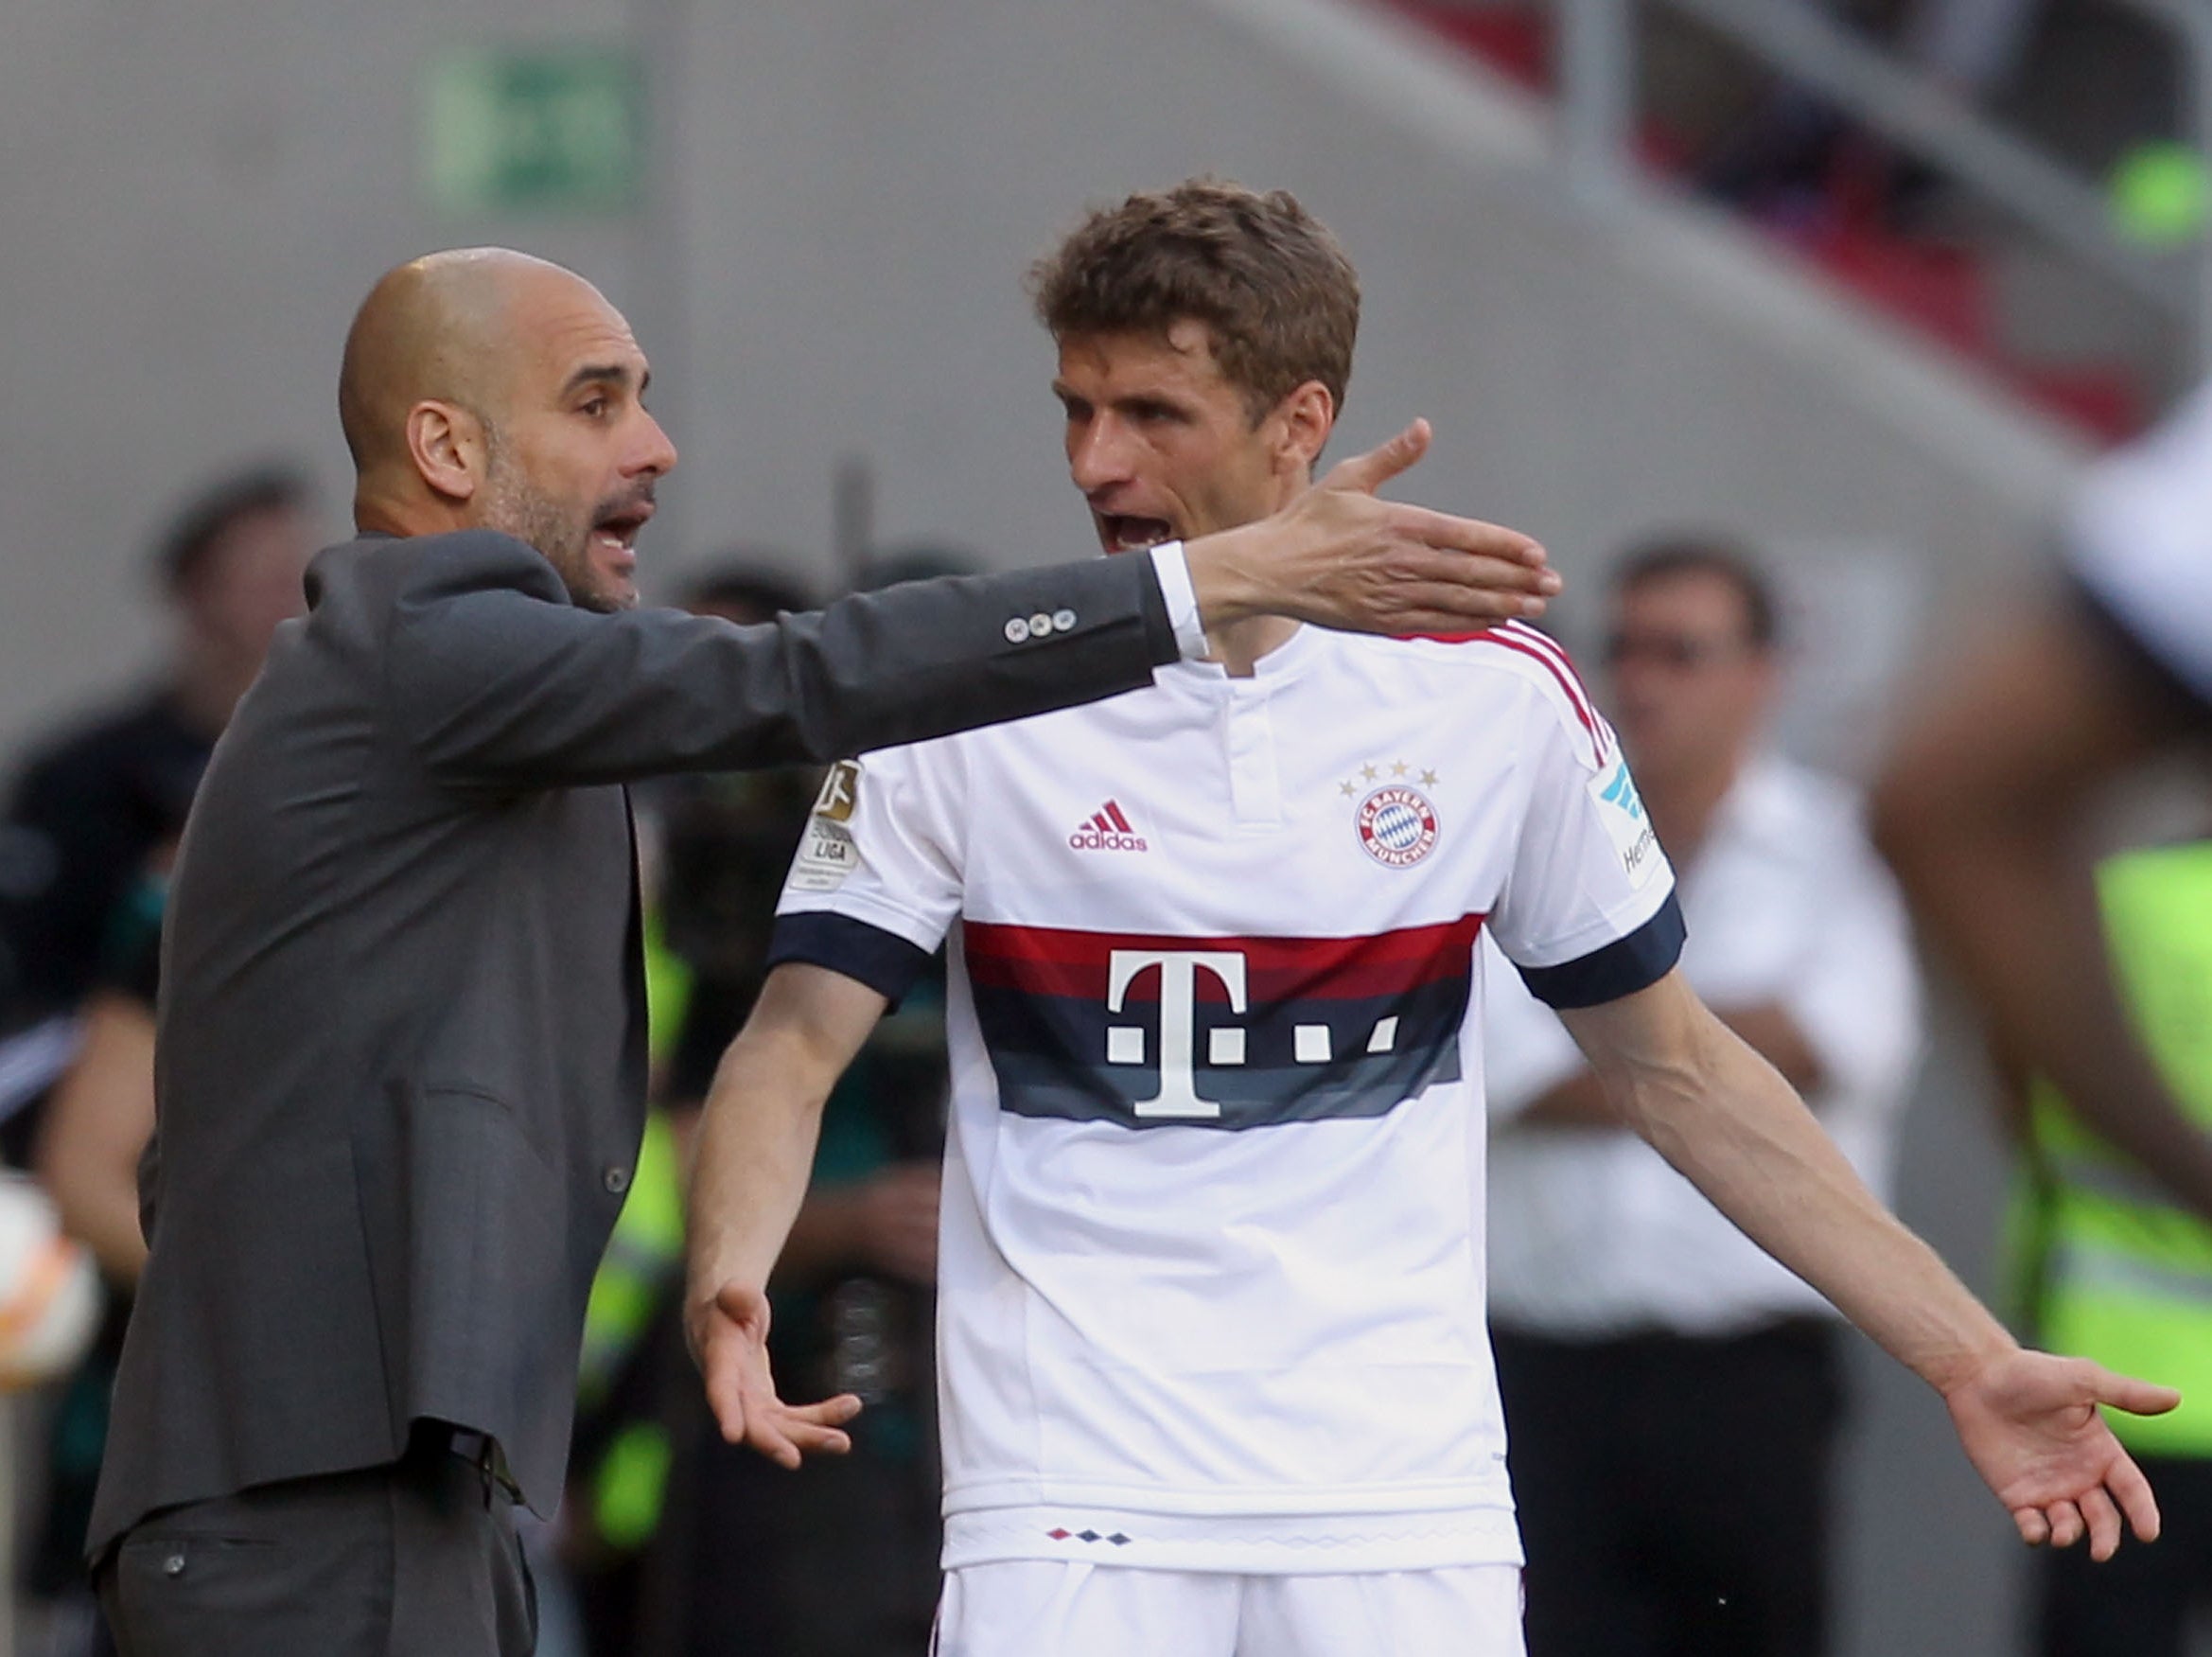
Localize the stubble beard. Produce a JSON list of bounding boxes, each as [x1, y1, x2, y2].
[[480, 436, 623, 614]]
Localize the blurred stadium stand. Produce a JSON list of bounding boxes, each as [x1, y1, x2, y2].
[[8, 1, 2208, 1652], [1390, 0, 2212, 442]]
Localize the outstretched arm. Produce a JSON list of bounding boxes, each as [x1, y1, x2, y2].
[[1871, 605, 2212, 1225], [35, 992, 157, 1284], [685, 962, 890, 1468], [1506, 1001, 1825, 1129], [1561, 969, 2180, 1558], [392, 423, 1559, 789]]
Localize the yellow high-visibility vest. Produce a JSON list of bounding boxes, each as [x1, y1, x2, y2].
[[575, 908, 694, 1546], [2012, 840, 2212, 1454]]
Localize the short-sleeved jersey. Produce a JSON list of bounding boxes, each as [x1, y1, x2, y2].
[[770, 619, 1682, 1574], [2070, 378, 2212, 712]]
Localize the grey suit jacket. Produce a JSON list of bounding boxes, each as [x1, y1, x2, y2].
[[90, 528, 1179, 1555]]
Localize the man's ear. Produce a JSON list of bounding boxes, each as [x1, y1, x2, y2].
[[1273, 379, 1337, 476], [406, 399, 488, 504]]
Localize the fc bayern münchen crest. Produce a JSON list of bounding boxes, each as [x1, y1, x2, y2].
[[1358, 784, 1439, 868]]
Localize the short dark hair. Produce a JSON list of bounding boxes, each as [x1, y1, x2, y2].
[[1027, 178, 1360, 423], [156, 466, 312, 594], [1609, 535, 1781, 650]]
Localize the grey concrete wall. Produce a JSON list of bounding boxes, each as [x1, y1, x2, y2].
[[0, 1, 2115, 1651], [3, 0, 654, 752]]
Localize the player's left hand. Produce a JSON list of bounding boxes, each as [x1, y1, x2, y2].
[[1942, 1348, 2180, 1559]]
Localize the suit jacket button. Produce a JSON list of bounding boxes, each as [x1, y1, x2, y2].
[[603, 1165, 631, 1195]]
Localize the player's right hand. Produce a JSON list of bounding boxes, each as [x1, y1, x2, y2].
[[689, 1279, 864, 1469], [1182, 418, 1560, 637]]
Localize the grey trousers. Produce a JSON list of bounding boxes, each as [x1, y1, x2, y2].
[[96, 1434, 535, 1657]]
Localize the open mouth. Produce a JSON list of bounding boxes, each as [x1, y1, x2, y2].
[[1098, 513, 1175, 554], [592, 502, 654, 561]]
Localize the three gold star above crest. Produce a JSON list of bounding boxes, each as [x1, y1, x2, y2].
[[1341, 761, 1441, 795]]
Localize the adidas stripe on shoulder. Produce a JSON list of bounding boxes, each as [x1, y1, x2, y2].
[[1397, 623, 1613, 768]]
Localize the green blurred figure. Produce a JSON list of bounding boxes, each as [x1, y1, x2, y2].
[[567, 560, 947, 1657], [2002, 839, 2212, 1655]]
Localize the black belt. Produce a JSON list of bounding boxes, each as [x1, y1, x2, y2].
[[427, 1424, 520, 1503]]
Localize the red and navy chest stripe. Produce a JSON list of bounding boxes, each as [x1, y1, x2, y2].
[[959, 915, 1483, 1130]]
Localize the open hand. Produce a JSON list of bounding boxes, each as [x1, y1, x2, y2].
[[1944, 1348, 2180, 1560], [1184, 419, 1559, 636], [688, 1280, 863, 1469]]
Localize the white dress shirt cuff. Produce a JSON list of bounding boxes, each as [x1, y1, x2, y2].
[[1148, 541, 1210, 661]]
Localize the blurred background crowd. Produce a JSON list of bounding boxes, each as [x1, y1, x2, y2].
[[4, 1, 2212, 1653]]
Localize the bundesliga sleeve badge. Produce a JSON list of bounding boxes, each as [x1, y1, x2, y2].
[[790, 758, 864, 891]]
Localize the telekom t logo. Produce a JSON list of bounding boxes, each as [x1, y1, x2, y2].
[[1105, 950, 1245, 1119], [1101, 945, 1402, 1120]]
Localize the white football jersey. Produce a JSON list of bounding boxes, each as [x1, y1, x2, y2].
[[771, 619, 1680, 1573], [2071, 376, 2212, 709]]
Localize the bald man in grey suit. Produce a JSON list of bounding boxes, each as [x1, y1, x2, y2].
[[86, 248, 1559, 1655]]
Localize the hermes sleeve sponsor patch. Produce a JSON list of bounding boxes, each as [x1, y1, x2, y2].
[[1588, 757, 1660, 889]]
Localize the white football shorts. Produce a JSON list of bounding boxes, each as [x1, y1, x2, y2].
[[931, 1560, 1525, 1657]]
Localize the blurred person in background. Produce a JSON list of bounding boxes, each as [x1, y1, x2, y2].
[[0, 467, 307, 1656], [1991, 835, 2212, 1657], [1876, 383, 2212, 1656], [643, 550, 956, 1657], [691, 179, 2173, 1657], [36, 872, 163, 1288], [1484, 538, 1922, 1657], [559, 561, 812, 1657], [0, 467, 312, 1153], [569, 555, 945, 1657], [28, 849, 168, 1657], [647, 560, 826, 1111]]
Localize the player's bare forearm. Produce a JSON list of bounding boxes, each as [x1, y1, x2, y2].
[[35, 992, 157, 1284], [1872, 609, 2212, 1225], [1893, 817, 2212, 1213], [685, 964, 888, 1464], [1563, 971, 2181, 1558], [1559, 972, 2014, 1392], [685, 964, 888, 1332], [1515, 999, 1818, 1131]]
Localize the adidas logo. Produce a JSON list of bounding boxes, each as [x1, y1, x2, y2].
[[1068, 799, 1149, 853]]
